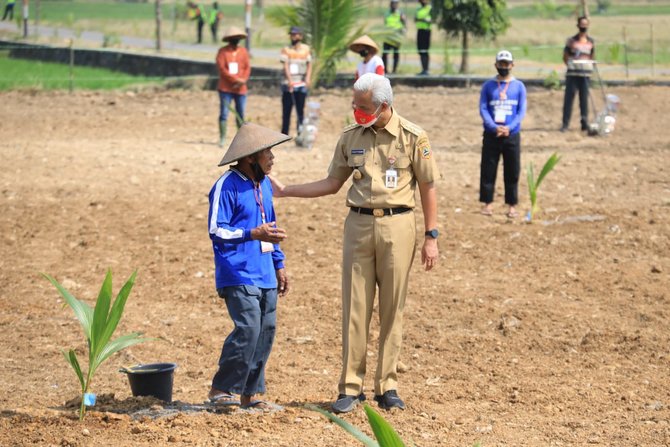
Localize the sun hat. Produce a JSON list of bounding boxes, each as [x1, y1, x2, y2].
[[222, 26, 247, 42], [349, 35, 380, 55], [496, 50, 513, 62], [218, 123, 291, 166]]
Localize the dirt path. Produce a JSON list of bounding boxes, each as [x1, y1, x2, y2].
[[0, 85, 668, 446]]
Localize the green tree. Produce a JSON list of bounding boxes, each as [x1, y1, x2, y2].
[[432, 0, 510, 73], [266, 0, 370, 85]]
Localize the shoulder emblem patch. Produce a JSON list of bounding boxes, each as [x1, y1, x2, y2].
[[417, 135, 432, 159]]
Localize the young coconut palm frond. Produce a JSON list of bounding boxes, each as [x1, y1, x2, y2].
[[527, 152, 561, 221], [266, 0, 369, 85], [306, 403, 407, 446], [43, 270, 152, 420]]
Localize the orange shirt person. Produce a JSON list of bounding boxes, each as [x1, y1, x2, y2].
[[216, 26, 251, 146]]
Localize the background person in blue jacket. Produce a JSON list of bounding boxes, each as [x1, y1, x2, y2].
[[206, 123, 291, 410], [479, 50, 527, 219]]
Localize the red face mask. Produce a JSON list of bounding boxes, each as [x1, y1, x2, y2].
[[353, 104, 381, 128]]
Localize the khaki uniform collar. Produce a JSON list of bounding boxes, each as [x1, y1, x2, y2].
[[372, 107, 400, 138]]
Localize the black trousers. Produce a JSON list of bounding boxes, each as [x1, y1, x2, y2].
[[2, 3, 14, 20], [479, 131, 521, 206], [562, 75, 590, 130], [196, 18, 204, 43], [281, 86, 307, 135], [417, 29, 431, 72], [382, 42, 400, 74]]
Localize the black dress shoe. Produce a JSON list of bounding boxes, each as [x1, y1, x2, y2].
[[374, 390, 405, 410]]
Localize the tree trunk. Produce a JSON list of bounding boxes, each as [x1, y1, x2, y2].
[[459, 30, 469, 74], [155, 0, 162, 52], [580, 0, 589, 17]]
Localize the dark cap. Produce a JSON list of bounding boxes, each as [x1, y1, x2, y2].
[[289, 26, 303, 35]]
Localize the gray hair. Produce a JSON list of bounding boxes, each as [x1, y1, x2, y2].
[[353, 73, 393, 107]]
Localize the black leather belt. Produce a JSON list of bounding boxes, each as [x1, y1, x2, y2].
[[350, 207, 412, 217]]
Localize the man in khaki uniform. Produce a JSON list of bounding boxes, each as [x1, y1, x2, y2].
[[272, 73, 439, 413]]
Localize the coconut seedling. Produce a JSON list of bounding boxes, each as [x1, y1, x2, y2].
[[527, 152, 561, 222], [307, 403, 406, 446], [43, 270, 151, 420]]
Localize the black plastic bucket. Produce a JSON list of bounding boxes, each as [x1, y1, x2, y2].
[[120, 363, 177, 402]]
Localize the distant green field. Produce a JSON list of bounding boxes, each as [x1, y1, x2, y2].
[[36, 0, 245, 23], [0, 52, 163, 90]]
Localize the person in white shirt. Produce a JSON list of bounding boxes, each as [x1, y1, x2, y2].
[[349, 35, 385, 81]]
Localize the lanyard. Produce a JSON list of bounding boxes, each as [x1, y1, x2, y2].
[[253, 183, 267, 224], [496, 79, 511, 100]]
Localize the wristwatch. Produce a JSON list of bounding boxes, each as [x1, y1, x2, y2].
[[424, 229, 439, 239]]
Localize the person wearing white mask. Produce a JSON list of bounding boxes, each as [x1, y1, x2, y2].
[[269, 73, 440, 414]]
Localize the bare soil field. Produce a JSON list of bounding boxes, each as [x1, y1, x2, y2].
[[0, 84, 668, 446]]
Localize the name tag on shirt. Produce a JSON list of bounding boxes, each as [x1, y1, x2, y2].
[[229, 62, 239, 75], [261, 241, 274, 253], [289, 63, 299, 75], [494, 107, 506, 123]]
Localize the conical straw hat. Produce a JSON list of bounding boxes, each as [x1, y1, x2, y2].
[[222, 26, 247, 42], [349, 35, 380, 54], [218, 123, 291, 166]]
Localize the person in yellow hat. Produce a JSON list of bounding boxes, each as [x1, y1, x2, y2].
[[216, 26, 251, 146], [206, 123, 291, 411], [349, 35, 385, 81], [187, 1, 205, 44]]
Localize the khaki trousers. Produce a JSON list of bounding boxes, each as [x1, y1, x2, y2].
[[339, 210, 416, 396]]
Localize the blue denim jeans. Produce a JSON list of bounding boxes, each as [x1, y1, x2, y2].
[[211, 285, 277, 396], [218, 91, 247, 128]]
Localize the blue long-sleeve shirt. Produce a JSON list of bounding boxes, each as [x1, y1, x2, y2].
[[479, 76, 527, 135], [208, 168, 285, 290]]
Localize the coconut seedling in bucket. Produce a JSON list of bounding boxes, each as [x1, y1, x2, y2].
[[43, 270, 152, 420], [526, 152, 561, 222]]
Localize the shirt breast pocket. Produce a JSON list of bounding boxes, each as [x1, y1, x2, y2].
[[393, 155, 412, 182], [347, 154, 366, 168]]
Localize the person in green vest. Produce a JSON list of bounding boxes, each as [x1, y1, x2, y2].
[[2, 0, 15, 21], [209, 2, 223, 43], [187, 1, 206, 44], [415, 0, 432, 76], [382, 0, 406, 74]]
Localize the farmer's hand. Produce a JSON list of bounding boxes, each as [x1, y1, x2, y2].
[[251, 222, 287, 243], [276, 268, 289, 296]]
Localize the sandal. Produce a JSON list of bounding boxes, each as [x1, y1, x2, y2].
[[506, 210, 519, 218], [207, 392, 240, 406], [480, 208, 493, 216]]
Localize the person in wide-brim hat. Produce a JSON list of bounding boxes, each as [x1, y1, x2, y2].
[[207, 121, 292, 411], [218, 122, 291, 167], [222, 26, 247, 42], [349, 35, 380, 55], [350, 35, 385, 80]]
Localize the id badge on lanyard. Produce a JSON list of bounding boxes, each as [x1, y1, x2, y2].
[[385, 157, 398, 189], [495, 80, 510, 123], [254, 185, 275, 254], [229, 61, 239, 75]]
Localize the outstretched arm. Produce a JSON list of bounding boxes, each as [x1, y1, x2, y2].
[[270, 175, 345, 198]]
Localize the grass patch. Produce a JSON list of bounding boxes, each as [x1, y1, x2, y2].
[[0, 51, 163, 90], [36, 0, 247, 23]]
